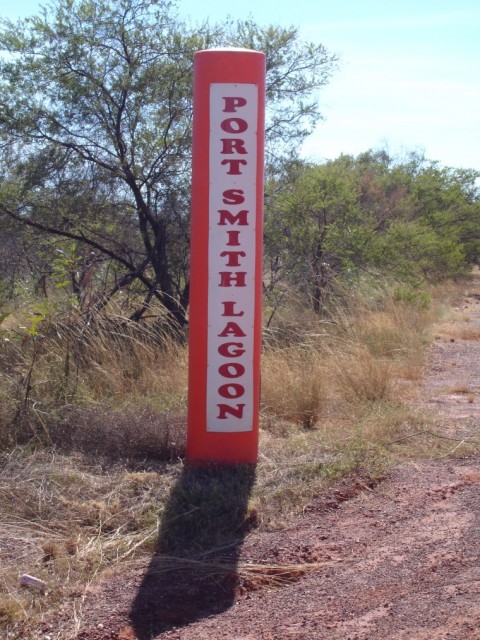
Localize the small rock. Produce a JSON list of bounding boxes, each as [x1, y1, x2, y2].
[[19, 574, 48, 593]]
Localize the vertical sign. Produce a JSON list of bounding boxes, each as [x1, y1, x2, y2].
[[187, 48, 265, 464]]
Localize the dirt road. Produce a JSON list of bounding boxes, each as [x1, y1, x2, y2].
[[74, 281, 480, 640]]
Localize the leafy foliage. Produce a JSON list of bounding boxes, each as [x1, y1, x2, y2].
[[0, 0, 338, 325], [265, 151, 480, 312]]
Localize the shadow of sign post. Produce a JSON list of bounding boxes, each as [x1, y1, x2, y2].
[[130, 463, 256, 638]]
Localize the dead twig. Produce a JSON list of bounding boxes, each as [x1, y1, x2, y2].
[[387, 429, 479, 447]]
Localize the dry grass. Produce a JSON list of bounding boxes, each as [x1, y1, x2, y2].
[[261, 347, 326, 429], [434, 317, 480, 341], [74, 321, 188, 404], [0, 309, 188, 452], [447, 384, 474, 395], [333, 347, 394, 403], [430, 270, 480, 342], [261, 285, 435, 426], [451, 326, 480, 341], [0, 448, 179, 638], [1, 277, 477, 638]]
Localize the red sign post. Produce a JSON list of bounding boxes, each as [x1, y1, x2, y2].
[[187, 48, 266, 465]]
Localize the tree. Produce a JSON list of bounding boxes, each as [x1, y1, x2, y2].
[[264, 157, 374, 314], [264, 150, 480, 315], [0, 0, 338, 326]]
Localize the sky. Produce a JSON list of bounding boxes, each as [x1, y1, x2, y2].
[[1, 0, 479, 171]]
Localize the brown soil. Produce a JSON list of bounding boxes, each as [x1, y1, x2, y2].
[[46, 281, 480, 639]]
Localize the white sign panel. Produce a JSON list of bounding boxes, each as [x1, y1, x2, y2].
[[206, 83, 258, 432]]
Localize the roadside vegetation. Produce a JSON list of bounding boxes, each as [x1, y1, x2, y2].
[[1, 272, 477, 638], [0, 0, 479, 637]]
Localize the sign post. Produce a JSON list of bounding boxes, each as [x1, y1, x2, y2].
[[187, 48, 266, 465]]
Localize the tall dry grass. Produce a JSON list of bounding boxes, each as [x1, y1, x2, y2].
[[1, 282, 438, 452], [0, 308, 188, 455], [261, 346, 326, 429], [261, 284, 435, 431]]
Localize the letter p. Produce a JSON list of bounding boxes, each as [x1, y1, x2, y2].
[[223, 96, 247, 112]]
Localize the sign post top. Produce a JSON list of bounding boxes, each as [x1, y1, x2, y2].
[[193, 48, 266, 87], [195, 47, 265, 55]]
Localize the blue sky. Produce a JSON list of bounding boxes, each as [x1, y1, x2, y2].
[[1, 0, 479, 171]]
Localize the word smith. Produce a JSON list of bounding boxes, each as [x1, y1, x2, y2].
[[206, 83, 260, 432]]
